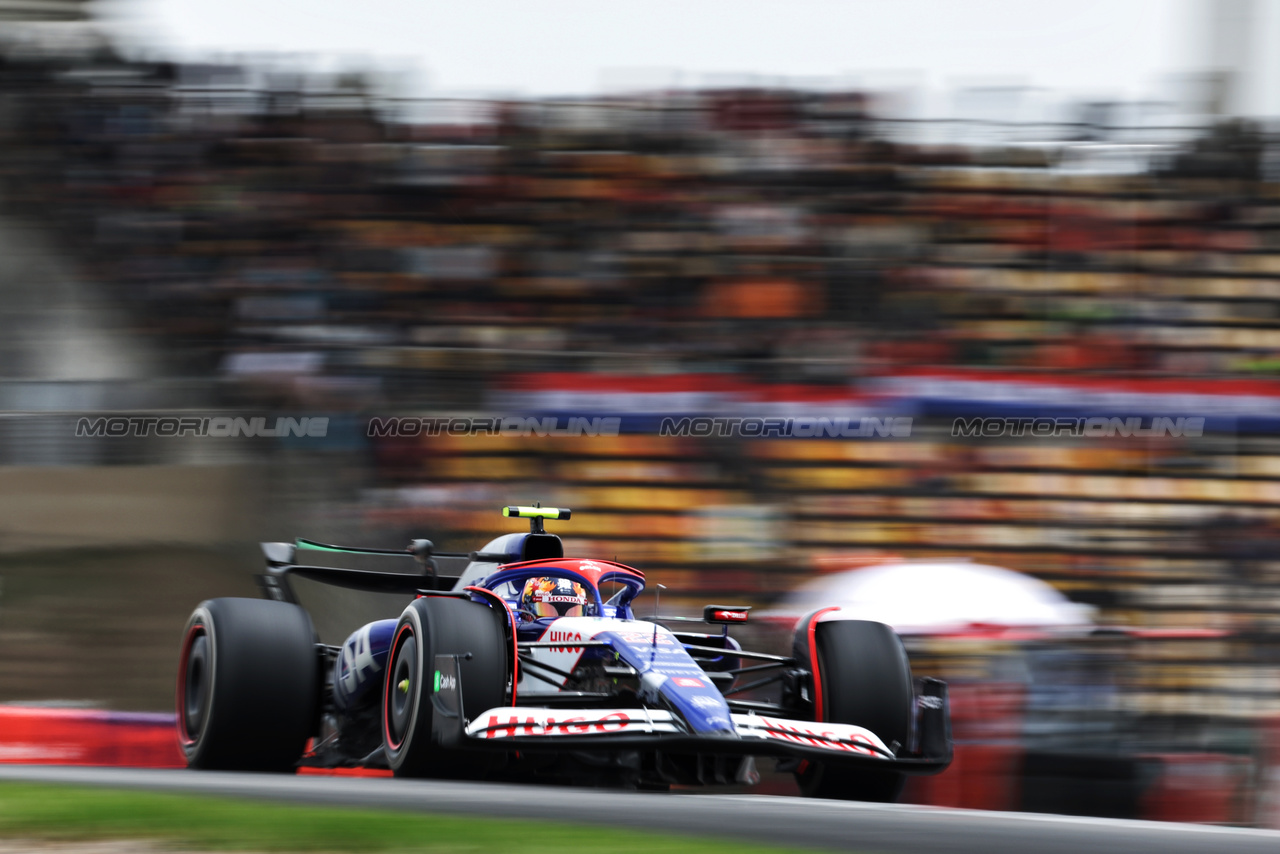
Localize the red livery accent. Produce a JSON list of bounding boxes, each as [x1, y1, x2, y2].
[[494, 557, 644, 585], [543, 628, 584, 652], [383, 623, 415, 750], [703, 604, 751, 624], [480, 711, 635, 738], [806, 607, 840, 723]]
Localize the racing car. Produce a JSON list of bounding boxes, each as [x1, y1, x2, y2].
[[176, 506, 951, 800]]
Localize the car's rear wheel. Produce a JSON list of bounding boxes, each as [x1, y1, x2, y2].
[[382, 595, 507, 778], [791, 615, 913, 801], [177, 597, 319, 772]]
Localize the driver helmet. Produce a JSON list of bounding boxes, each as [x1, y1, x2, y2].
[[521, 576, 588, 618]]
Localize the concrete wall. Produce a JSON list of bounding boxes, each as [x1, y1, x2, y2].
[[0, 465, 266, 551]]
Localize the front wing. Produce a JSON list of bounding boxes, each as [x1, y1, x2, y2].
[[456, 705, 950, 774], [428, 654, 951, 775]]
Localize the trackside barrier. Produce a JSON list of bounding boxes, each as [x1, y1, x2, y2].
[[1139, 753, 1252, 825], [0, 705, 183, 767], [0, 706, 395, 775]]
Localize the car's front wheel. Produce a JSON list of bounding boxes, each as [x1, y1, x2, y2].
[[382, 595, 507, 778], [791, 615, 913, 801]]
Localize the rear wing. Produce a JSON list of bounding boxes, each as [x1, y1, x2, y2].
[[256, 505, 573, 604], [256, 532, 565, 604], [256, 539, 465, 603]]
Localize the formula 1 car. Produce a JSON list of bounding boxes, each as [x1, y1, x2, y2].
[[176, 507, 951, 800]]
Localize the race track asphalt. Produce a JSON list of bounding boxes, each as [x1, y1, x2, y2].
[[1, 765, 1278, 854]]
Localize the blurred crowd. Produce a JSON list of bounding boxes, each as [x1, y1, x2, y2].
[[2, 41, 1277, 412], [4, 41, 1280, 608]]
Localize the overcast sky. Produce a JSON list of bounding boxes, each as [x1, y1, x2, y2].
[[98, 0, 1225, 115]]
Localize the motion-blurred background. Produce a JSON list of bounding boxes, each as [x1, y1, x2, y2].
[[2, 0, 1280, 826]]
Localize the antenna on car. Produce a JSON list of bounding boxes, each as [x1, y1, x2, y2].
[[503, 503, 571, 535]]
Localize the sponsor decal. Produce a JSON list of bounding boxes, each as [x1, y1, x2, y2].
[[545, 629, 584, 652], [618, 631, 674, 645], [691, 695, 723, 709], [657, 666, 716, 677], [434, 670, 457, 692], [713, 610, 749, 622], [673, 677, 704, 688], [472, 709, 677, 739], [340, 624, 379, 693], [464, 707, 892, 756], [732, 714, 889, 758], [917, 695, 944, 709]]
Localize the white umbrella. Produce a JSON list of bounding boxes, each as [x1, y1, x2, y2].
[[775, 561, 1095, 635]]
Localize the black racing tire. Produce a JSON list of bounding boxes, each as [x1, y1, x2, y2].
[[177, 597, 319, 772], [791, 615, 913, 802], [381, 595, 508, 779]]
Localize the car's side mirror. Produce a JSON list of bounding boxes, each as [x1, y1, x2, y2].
[[704, 605, 751, 625]]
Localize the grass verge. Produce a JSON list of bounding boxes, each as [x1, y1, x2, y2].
[[0, 782, 807, 853]]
